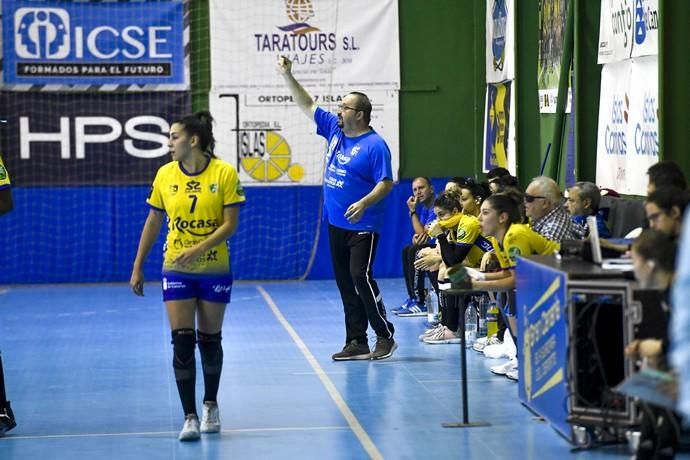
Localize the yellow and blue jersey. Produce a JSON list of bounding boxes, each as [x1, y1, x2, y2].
[[147, 158, 245, 275], [0, 155, 10, 190], [492, 223, 560, 269], [448, 213, 494, 268]]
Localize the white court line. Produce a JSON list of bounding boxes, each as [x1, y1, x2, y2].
[[0, 425, 351, 441], [256, 285, 384, 460]]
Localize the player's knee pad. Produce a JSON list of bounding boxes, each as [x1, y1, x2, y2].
[[197, 330, 223, 374], [171, 328, 196, 380]]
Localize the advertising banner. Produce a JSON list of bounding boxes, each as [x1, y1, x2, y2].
[[208, 89, 399, 185], [209, 0, 400, 91], [596, 57, 657, 195], [630, 0, 659, 58], [0, 91, 190, 185], [517, 258, 570, 440], [1, 0, 188, 90], [596, 60, 632, 192], [538, 0, 571, 113], [483, 81, 516, 174], [486, 0, 515, 83], [598, 0, 658, 64], [208, 0, 400, 185]]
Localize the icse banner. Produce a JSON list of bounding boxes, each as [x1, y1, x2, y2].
[[0, 91, 191, 185], [596, 56, 658, 195], [1, 0, 188, 90], [597, 0, 658, 64], [208, 0, 400, 185]]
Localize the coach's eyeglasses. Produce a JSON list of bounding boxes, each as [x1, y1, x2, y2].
[[336, 104, 361, 112], [524, 194, 547, 203]]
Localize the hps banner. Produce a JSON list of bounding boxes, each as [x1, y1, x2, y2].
[[1, 0, 188, 90], [0, 91, 191, 185]]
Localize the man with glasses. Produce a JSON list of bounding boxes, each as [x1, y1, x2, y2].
[[277, 56, 397, 361], [524, 176, 578, 242], [645, 186, 690, 240]]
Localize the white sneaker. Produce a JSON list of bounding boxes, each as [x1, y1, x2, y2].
[[473, 334, 502, 352], [418, 323, 444, 341], [484, 333, 516, 359], [474, 336, 488, 346], [483, 342, 509, 359], [424, 326, 461, 344], [506, 368, 519, 381], [200, 401, 221, 433], [490, 358, 518, 375], [179, 414, 201, 441]]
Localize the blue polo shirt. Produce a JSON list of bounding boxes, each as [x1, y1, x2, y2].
[[417, 202, 437, 244], [417, 204, 437, 227], [314, 107, 393, 232]]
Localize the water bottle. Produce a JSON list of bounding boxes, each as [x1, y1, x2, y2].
[[426, 289, 439, 325], [478, 296, 488, 338], [464, 300, 477, 347], [486, 301, 499, 338]]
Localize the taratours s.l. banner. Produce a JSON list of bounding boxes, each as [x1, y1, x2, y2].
[[596, 56, 658, 195], [1, 0, 188, 90], [597, 0, 658, 64], [537, 0, 571, 113], [208, 0, 400, 185], [483, 81, 516, 173], [486, 0, 514, 84]]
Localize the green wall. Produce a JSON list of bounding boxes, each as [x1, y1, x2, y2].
[[660, 0, 690, 177], [398, 0, 486, 179]]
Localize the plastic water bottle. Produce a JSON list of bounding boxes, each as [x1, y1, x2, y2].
[[486, 301, 499, 338], [478, 297, 488, 338], [426, 289, 439, 325], [464, 300, 477, 347]]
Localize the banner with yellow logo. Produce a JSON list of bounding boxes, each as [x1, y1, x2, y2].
[[208, 0, 400, 185]]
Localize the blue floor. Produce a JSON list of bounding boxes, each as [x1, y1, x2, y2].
[[0, 279, 675, 459]]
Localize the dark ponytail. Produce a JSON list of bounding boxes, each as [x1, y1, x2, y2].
[[484, 193, 522, 225], [176, 110, 216, 157]]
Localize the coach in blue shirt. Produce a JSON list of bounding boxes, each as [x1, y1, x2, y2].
[[278, 56, 396, 362]]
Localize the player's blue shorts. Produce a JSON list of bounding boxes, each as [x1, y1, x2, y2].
[[161, 272, 233, 304]]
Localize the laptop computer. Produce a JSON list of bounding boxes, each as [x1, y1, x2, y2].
[[587, 215, 635, 270]]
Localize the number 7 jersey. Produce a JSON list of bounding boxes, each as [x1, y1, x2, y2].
[[147, 158, 246, 275]]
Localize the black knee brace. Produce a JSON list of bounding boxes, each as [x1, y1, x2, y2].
[[171, 328, 196, 381], [197, 330, 223, 375]]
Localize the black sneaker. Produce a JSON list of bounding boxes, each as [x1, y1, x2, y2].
[[0, 402, 17, 436], [332, 340, 371, 361], [372, 337, 397, 360]]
